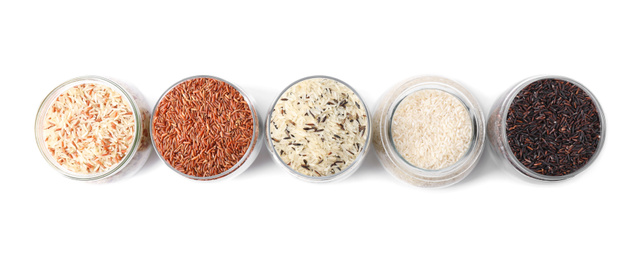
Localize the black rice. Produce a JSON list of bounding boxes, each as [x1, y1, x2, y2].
[[506, 78, 602, 176]]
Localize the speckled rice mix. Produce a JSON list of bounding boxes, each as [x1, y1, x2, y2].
[[269, 78, 368, 177], [43, 83, 135, 174]]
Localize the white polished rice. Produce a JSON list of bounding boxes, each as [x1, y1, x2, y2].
[[269, 78, 368, 177], [392, 89, 472, 170]]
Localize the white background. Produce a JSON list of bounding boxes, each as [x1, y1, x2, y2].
[[1, 0, 642, 259]]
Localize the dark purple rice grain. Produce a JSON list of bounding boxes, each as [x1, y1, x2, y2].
[[506, 78, 601, 176]]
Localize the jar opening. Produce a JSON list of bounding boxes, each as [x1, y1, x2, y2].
[[35, 76, 142, 181], [387, 86, 477, 175], [150, 75, 259, 181], [265, 75, 372, 182], [500, 76, 606, 181]]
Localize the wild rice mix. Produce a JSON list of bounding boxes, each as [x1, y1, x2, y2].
[[152, 77, 253, 178], [269, 78, 368, 177], [43, 83, 135, 174]]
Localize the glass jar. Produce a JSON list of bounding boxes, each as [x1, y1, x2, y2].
[[35, 76, 151, 182], [487, 75, 606, 181], [265, 75, 371, 182], [373, 76, 486, 188], [150, 75, 262, 181]]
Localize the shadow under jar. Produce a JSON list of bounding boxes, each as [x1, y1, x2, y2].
[[265, 76, 371, 182], [373, 76, 486, 188], [35, 76, 151, 182], [487, 75, 605, 181], [151, 76, 261, 181]]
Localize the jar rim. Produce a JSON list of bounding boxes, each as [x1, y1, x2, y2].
[[264, 75, 372, 182], [34, 75, 143, 181], [387, 85, 477, 174], [375, 75, 486, 187], [498, 75, 607, 181], [150, 75, 261, 181]]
